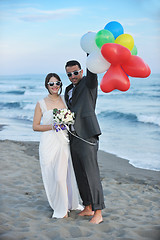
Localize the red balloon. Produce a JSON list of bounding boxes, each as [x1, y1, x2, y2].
[[101, 43, 131, 65], [100, 65, 130, 93], [100, 42, 151, 94], [146, 64, 151, 76], [121, 55, 151, 78]]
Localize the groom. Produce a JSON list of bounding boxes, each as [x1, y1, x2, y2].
[[64, 60, 105, 224]]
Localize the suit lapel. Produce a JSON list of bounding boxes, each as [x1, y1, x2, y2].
[[72, 77, 85, 105], [66, 77, 85, 106], [65, 84, 73, 107]]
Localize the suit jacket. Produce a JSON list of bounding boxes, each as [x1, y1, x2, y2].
[[64, 69, 101, 139]]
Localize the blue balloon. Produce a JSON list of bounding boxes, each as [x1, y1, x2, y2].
[[104, 21, 124, 39]]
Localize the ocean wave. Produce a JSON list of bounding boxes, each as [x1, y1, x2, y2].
[[16, 115, 33, 122], [150, 94, 160, 99], [137, 115, 160, 127], [6, 90, 25, 95], [0, 102, 22, 109], [98, 110, 137, 121], [0, 101, 36, 111], [150, 83, 160, 87], [98, 89, 147, 98], [0, 84, 38, 94], [23, 103, 35, 110], [98, 110, 160, 127], [109, 89, 160, 98], [24, 90, 45, 96], [0, 86, 21, 92], [21, 86, 37, 90]]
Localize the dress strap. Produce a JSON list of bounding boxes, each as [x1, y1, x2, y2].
[[38, 99, 47, 114]]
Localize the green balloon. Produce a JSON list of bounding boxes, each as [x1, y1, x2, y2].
[[131, 45, 138, 55], [95, 29, 115, 49]]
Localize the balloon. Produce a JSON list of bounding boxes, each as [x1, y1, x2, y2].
[[95, 29, 115, 49], [80, 32, 99, 54], [86, 50, 111, 74], [115, 34, 134, 51], [104, 21, 124, 39], [80, 22, 151, 95], [121, 55, 151, 78], [101, 43, 131, 65], [131, 45, 138, 55], [100, 64, 130, 93]]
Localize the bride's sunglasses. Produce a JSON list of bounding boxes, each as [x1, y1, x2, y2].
[[67, 70, 81, 78], [48, 81, 61, 87]]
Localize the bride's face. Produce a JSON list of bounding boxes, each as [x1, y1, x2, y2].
[[47, 77, 61, 95]]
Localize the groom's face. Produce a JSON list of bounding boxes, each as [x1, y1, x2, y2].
[[66, 65, 83, 85]]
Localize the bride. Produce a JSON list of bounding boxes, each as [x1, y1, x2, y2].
[[33, 73, 82, 218]]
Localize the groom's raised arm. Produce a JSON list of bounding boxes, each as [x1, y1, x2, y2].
[[86, 68, 98, 89], [85, 52, 98, 89]]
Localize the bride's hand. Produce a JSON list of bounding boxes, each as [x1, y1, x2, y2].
[[59, 124, 67, 130]]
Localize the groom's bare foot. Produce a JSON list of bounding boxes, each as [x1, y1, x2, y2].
[[78, 205, 94, 216], [89, 210, 103, 224], [78, 209, 94, 216]]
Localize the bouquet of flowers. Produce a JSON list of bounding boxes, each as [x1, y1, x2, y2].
[[53, 108, 75, 132]]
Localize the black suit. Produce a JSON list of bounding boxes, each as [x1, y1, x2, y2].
[[65, 69, 105, 210]]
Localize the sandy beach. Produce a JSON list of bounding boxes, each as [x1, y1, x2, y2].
[[0, 140, 160, 240]]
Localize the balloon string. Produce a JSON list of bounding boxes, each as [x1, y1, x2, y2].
[[65, 125, 97, 146]]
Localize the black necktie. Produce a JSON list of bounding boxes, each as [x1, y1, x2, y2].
[[69, 86, 75, 105]]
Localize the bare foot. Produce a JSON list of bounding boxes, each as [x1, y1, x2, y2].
[[63, 213, 68, 218], [78, 205, 94, 216], [89, 210, 103, 224]]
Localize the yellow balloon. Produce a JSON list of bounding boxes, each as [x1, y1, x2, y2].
[[115, 33, 134, 50]]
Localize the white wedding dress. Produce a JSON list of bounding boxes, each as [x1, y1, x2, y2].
[[38, 98, 82, 218]]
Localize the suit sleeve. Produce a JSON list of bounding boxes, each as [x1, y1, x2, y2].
[[86, 68, 98, 89]]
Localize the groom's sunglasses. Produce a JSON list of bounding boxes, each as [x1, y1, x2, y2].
[[67, 70, 81, 78], [48, 81, 61, 87]]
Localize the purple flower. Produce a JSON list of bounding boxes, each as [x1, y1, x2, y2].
[[60, 124, 67, 130]]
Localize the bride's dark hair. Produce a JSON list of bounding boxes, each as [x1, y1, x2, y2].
[[45, 73, 62, 95]]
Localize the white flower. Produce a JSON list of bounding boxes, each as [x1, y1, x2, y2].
[[53, 108, 75, 126]]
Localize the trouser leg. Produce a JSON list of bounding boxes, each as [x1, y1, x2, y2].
[[70, 135, 105, 211], [70, 137, 92, 206]]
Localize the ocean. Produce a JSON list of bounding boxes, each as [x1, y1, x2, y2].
[[0, 73, 160, 171]]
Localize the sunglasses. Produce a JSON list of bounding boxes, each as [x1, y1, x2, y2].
[[67, 70, 81, 78], [47, 81, 61, 87]]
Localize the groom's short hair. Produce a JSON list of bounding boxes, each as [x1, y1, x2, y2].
[[65, 60, 81, 70]]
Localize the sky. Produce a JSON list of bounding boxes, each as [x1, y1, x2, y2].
[[0, 0, 160, 75]]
